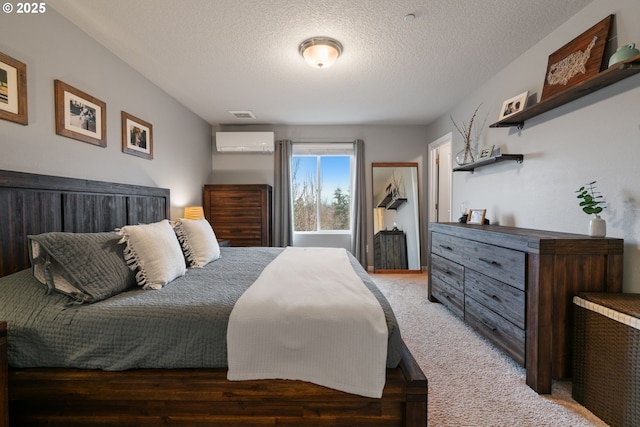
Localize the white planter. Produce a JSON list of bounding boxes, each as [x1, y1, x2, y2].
[[589, 215, 606, 237]]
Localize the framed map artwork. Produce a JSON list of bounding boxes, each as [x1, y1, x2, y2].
[[541, 15, 613, 101]]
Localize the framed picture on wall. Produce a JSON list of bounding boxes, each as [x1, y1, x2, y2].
[[541, 15, 612, 100], [498, 91, 528, 120], [54, 80, 106, 147], [121, 111, 153, 160], [466, 209, 487, 225], [0, 51, 28, 125]]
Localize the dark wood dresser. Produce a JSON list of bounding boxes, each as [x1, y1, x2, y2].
[[427, 222, 623, 394], [0, 321, 7, 427], [374, 231, 408, 270], [203, 184, 272, 247]]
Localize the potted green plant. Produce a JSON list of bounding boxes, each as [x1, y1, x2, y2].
[[575, 181, 606, 237]]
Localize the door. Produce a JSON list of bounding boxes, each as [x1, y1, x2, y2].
[[428, 133, 452, 223]]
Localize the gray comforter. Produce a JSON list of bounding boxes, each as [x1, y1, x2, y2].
[[0, 247, 403, 370]]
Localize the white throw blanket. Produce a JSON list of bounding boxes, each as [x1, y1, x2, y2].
[[227, 247, 389, 398]]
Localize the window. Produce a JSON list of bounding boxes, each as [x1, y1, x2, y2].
[[291, 143, 354, 233]]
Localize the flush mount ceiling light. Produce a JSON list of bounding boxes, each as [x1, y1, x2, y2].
[[298, 37, 343, 69]]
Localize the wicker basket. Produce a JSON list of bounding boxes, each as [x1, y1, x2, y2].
[[573, 293, 640, 427]]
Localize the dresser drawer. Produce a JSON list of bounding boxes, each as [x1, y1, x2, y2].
[[465, 269, 525, 329], [209, 223, 263, 246], [208, 204, 263, 223], [431, 278, 464, 319], [465, 296, 525, 366], [462, 240, 525, 290], [431, 232, 465, 265], [431, 254, 464, 292], [208, 190, 262, 207]]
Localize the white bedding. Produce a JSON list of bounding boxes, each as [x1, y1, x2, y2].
[[227, 247, 389, 398]]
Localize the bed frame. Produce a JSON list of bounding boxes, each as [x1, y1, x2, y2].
[[0, 170, 427, 426]]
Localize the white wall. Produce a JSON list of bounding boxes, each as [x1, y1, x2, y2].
[[0, 9, 212, 219], [425, 0, 640, 292], [210, 124, 429, 268]]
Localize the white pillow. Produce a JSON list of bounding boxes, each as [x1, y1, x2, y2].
[[174, 218, 221, 268], [117, 220, 186, 289]]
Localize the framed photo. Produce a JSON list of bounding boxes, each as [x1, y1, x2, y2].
[[466, 209, 486, 225], [121, 111, 153, 160], [499, 92, 528, 120], [541, 15, 612, 100], [0, 51, 28, 125], [54, 80, 106, 147], [478, 145, 495, 159]]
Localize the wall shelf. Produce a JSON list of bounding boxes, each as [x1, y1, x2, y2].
[[376, 194, 393, 208], [386, 198, 407, 210], [453, 154, 523, 173], [489, 53, 640, 129], [377, 194, 407, 209]]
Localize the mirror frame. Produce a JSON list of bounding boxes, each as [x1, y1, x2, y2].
[[372, 162, 421, 273]]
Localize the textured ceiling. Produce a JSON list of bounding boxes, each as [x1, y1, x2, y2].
[[48, 0, 593, 126]]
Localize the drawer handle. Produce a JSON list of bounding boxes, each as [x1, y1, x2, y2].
[[481, 319, 497, 332], [480, 289, 501, 302], [479, 257, 501, 267], [439, 244, 453, 251]]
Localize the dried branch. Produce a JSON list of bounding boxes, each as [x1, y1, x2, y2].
[[451, 104, 482, 146]]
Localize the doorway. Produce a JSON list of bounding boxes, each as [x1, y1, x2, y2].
[[428, 133, 452, 223]]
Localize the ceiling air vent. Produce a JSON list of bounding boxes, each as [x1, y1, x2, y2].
[[228, 110, 256, 119]]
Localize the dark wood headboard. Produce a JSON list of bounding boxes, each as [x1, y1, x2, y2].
[[0, 170, 170, 278]]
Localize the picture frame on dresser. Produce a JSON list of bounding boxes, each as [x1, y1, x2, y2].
[[466, 209, 486, 224], [0, 51, 28, 125], [121, 111, 153, 160], [54, 79, 106, 147]]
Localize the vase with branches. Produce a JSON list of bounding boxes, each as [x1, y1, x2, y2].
[[451, 104, 483, 165]]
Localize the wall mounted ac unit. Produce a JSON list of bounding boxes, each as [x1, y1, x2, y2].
[[215, 132, 275, 153]]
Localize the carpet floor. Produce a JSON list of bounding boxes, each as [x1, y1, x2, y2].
[[370, 272, 609, 427]]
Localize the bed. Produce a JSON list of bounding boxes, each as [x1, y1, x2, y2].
[[0, 169, 427, 427]]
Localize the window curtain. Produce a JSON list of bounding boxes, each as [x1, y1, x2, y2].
[[273, 139, 293, 247], [350, 139, 367, 267]]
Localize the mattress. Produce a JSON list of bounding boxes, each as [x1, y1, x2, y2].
[[0, 247, 403, 370]]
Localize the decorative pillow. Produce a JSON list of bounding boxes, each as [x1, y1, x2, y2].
[[117, 219, 186, 289], [28, 232, 136, 303], [174, 218, 221, 268]]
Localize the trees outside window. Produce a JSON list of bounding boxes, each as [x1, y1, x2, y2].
[[291, 154, 352, 232]]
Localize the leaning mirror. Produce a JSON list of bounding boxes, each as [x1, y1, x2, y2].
[[372, 162, 421, 272]]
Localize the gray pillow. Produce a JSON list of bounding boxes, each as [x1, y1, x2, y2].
[[29, 232, 135, 303]]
